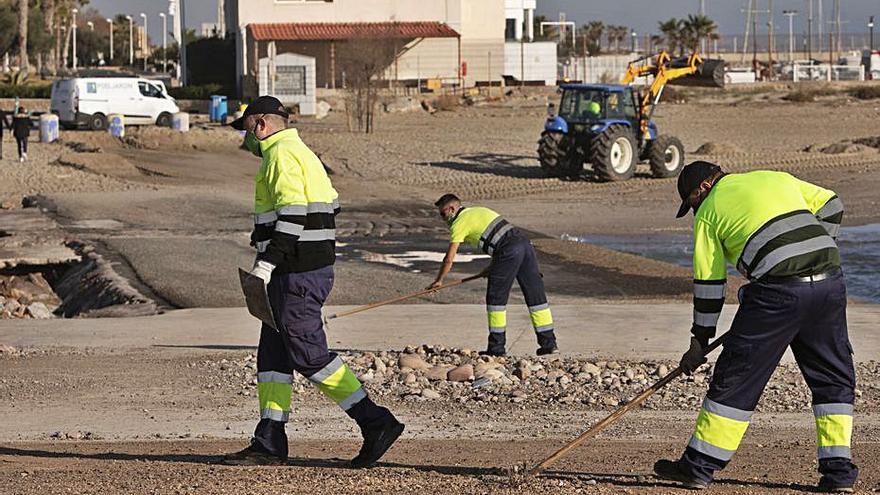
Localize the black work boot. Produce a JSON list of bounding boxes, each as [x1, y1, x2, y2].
[[222, 443, 285, 466], [350, 418, 405, 469], [653, 459, 709, 490], [536, 330, 559, 356], [481, 331, 506, 357], [817, 478, 855, 493]]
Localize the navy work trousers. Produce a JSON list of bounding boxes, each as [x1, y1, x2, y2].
[[253, 266, 392, 458], [680, 270, 858, 487], [485, 230, 556, 352]]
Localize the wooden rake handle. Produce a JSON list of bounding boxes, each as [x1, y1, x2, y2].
[[527, 330, 729, 478], [323, 273, 486, 322]]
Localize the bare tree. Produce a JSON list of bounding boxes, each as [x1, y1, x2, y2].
[[336, 25, 399, 133], [17, 0, 28, 71]]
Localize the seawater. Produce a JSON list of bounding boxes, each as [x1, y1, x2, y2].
[[562, 224, 880, 303]]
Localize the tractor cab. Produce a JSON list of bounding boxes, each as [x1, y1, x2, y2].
[[553, 84, 638, 125], [546, 84, 645, 142]]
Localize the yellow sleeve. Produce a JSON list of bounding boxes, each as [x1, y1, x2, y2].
[[791, 175, 837, 215], [693, 218, 727, 282], [449, 214, 467, 243], [264, 150, 306, 209]]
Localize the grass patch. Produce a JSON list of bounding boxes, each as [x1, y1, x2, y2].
[[783, 85, 839, 102], [849, 85, 880, 100]]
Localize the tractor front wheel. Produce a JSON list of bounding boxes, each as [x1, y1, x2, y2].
[[649, 135, 685, 178], [591, 124, 636, 182], [538, 131, 575, 178]]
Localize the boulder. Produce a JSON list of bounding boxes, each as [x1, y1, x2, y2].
[[447, 364, 474, 382]]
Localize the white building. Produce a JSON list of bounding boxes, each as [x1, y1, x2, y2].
[[505, 0, 536, 41], [223, 0, 556, 103]]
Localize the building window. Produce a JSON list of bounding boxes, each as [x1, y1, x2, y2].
[[505, 18, 516, 40]]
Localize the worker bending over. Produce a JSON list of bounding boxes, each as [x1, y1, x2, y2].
[[430, 194, 558, 357], [654, 161, 857, 493], [223, 96, 403, 468]]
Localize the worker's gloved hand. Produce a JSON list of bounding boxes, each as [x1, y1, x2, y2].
[[250, 260, 275, 285], [679, 336, 708, 375], [426, 280, 443, 290]]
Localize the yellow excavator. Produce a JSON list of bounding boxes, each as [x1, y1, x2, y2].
[[538, 51, 726, 181]]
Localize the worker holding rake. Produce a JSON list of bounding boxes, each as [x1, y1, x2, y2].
[[654, 161, 858, 492], [429, 194, 559, 357]]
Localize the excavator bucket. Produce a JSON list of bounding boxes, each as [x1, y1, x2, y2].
[[667, 57, 728, 88]]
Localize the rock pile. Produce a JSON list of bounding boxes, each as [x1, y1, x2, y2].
[[202, 345, 877, 413], [0, 273, 59, 319]]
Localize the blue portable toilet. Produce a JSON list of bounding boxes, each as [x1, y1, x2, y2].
[[210, 95, 228, 123]]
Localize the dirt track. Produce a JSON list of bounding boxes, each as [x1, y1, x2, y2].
[[3, 437, 879, 495]]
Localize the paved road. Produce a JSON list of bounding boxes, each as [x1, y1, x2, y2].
[[3, 303, 878, 361]]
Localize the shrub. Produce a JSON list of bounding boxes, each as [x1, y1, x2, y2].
[[168, 84, 224, 100], [0, 84, 52, 98], [849, 85, 880, 100], [783, 85, 838, 102]]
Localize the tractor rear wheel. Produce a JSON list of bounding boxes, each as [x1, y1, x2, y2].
[[590, 124, 636, 182], [538, 131, 574, 178], [649, 135, 685, 178]]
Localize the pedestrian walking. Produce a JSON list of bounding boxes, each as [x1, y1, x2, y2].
[[11, 107, 31, 162]]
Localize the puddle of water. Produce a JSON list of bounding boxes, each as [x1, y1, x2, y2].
[[355, 250, 489, 271], [563, 224, 880, 303]]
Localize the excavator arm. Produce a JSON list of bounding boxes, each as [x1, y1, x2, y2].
[[621, 51, 705, 139]]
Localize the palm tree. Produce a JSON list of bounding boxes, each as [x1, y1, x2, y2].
[[658, 18, 685, 55], [583, 20, 604, 55], [17, 0, 28, 71], [682, 14, 718, 53], [42, 0, 56, 74]]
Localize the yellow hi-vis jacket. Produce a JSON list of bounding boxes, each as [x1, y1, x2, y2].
[[689, 170, 842, 342], [252, 128, 339, 273]]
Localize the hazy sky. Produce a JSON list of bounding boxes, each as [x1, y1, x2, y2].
[[86, 0, 879, 42]]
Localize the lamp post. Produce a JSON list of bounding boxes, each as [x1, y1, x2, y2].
[[140, 13, 147, 71], [783, 10, 798, 61], [126, 15, 133, 65], [107, 18, 114, 62], [71, 8, 78, 70], [631, 30, 637, 53], [159, 13, 167, 73], [870, 16, 875, 51]]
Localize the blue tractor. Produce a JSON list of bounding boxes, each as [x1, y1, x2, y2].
[[538, 52, 725, 181]]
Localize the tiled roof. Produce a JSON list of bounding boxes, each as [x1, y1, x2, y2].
[[249, 21, 460, 41]]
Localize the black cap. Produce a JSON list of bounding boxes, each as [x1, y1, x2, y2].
[[676, 161, 722, 218], [229, 95, 289, 130], [434, 193, 460, 207]]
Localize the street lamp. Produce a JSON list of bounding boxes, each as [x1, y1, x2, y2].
[[783, 10, 798, 62], [87, 21, 94, 31], [159, 13, 167, 74], [870, 16, 875, 51], [631, 30, 637, 53], [125, 15, 133, 66], [71, 8, 78, 70], [107, 18, 114, 62], [140, 13, 147, 71]]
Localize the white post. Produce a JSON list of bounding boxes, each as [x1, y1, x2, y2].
[[72, 9, 78, 70], [159, 13, 167, 73], [140, 13, 148, 71], [268, 40, 276, 94], [527, 8, 534, 41], [107, 19, 114, 61], [126, 15, 133, 65]]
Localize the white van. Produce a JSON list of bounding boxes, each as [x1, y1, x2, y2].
[[50, 77, 180, 130]]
